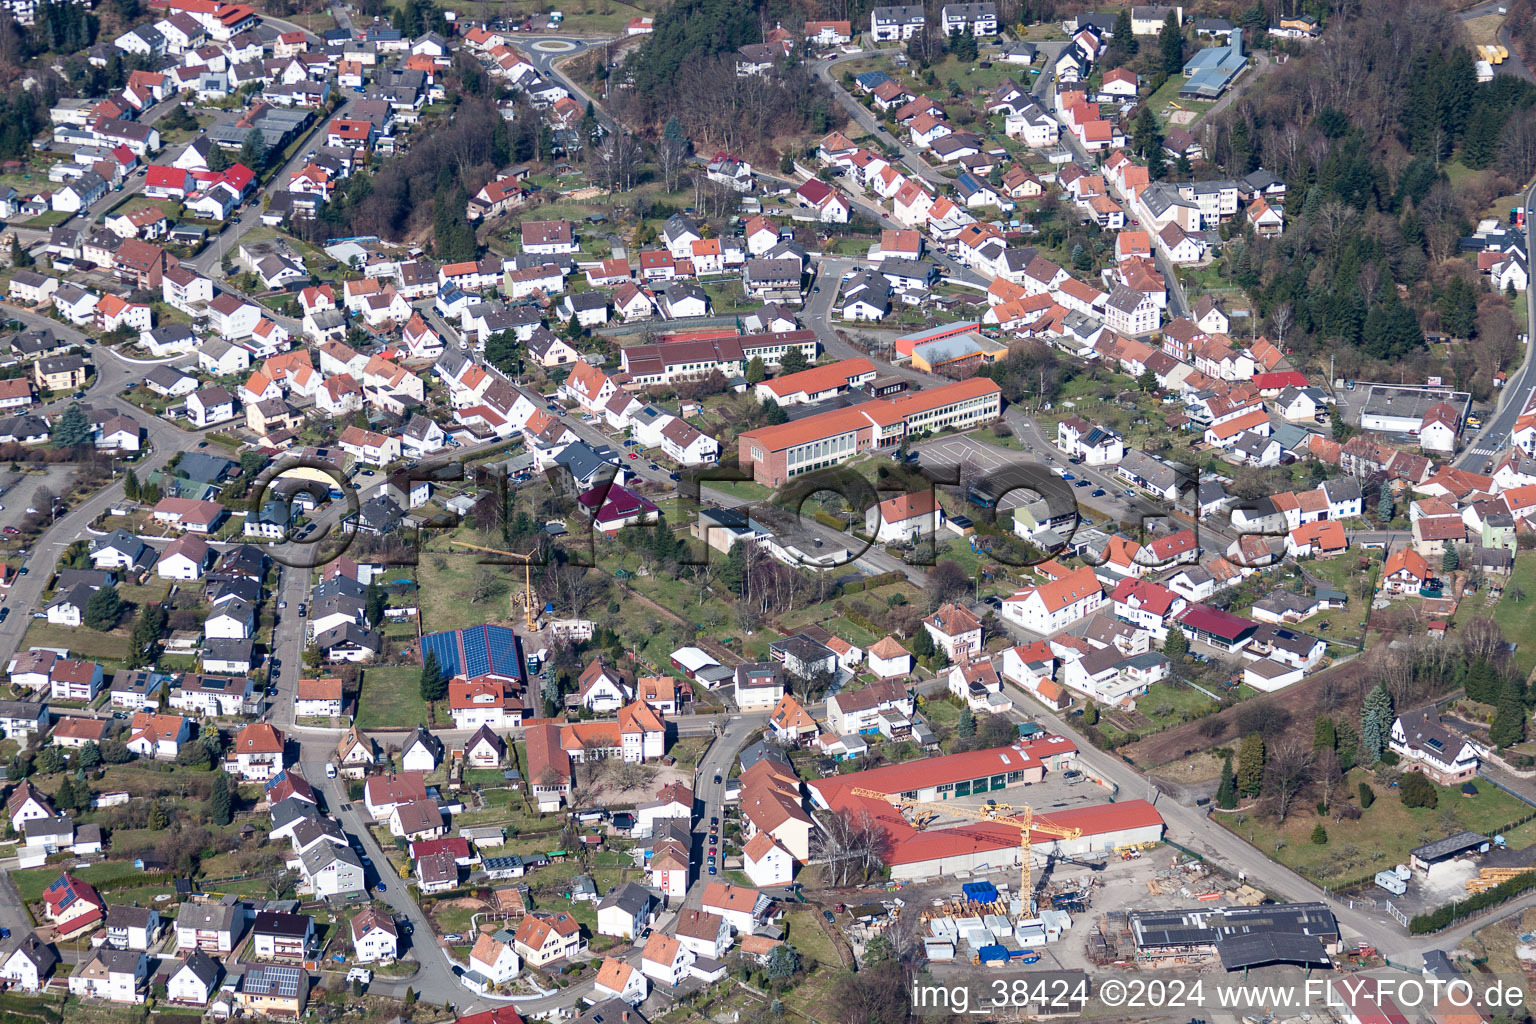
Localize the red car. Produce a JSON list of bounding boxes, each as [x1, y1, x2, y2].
[[628, 453, 639, 459]]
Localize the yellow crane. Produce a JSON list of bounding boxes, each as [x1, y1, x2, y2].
[[850, 787, 1083, 903], [449, 540, 541, 631]]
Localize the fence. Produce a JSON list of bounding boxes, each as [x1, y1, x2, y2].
[[1476, 769, 1536, 810]]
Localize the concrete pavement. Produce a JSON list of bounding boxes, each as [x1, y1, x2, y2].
[[0, 309, 205, 668], [1454, 175, 1536, 469], [811, 50, 948, 187]]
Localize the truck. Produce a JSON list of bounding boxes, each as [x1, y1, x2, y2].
[[973, 946, 1041, 966]]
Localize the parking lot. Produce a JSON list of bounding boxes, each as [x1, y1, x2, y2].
[[0, 466, 77, 536], [912, 434, 1139, 523]]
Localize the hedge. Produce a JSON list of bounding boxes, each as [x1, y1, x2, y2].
[[839, 571, 906, 595], [1410, 870, 1536, 933]]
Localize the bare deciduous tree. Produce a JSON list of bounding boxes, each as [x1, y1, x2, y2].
[[813, 808, 890, 887], [1264, 737, 1314, 822], [1268, 301, 1294, 347]]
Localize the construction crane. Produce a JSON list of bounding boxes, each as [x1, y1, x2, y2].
[[448, 540, 541, 631], [850, 787, 1083, 905]]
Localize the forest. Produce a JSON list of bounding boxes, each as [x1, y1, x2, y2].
[[608, 0, 844, 160], [1199, 0, 1536, 395]]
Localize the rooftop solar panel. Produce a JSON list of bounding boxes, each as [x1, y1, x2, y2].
[[420, 626, 526, 686]]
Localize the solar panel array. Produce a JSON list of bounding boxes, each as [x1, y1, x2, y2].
[[246, 965, 303, 997], [419, 625, 526, 684]]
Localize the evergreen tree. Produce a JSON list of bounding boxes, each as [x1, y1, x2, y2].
[[1465, 658, 1498, 704], [1358, 781, 1375, 808], [744, 356, 766, 385], [9, 236, 32, 268], [1162, 625, 1188, 660], [77, 741, 100, 770], [240, 127, 267, 171], [1130, 105, 1164, 165], [1313, 715, 1336, 752], [1082, 700, 1098, 726], [1443, 545, 1460, 573], [1158, 13, 1184, 77], [779, 347, 807, 374], [147, 802, 169, 831], [433, 185, 477, 263], [949, 26, 978, 62], [1399, 771, 1439, 808], [210, 771, 233, 825], [1114, 7, 1137, 52], [1310, 823, 1328, 845], [51, 404, 90, 447], [1071, 242, 1091, 272], [1462, 103, 1504, 169], [1438, 275, 1478, 338], [1236, 733, 1265, 796], [1216, 752, 1236, 809], [1360, 682, 1394, 764], [420, 652, 446, 703], [759, 397, 788, 425], [957, 707, 975, 738], [1376, 487, 1395, 524], [35, 746, 64, 775], [83, 585, 122, 631], [123, 468, 139, 502], [366, 583, 387, 628], [55, 776, 78, 811], [127, 605, 164, 669], [1490, 677, 1527, 747], [765, 944, 800, 979], [911, 627, 934, 658]]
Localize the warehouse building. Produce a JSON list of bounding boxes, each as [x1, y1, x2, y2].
[[1358, 384, 1471, 436], [807, 742, 1163, 881], [1127, 903, 1340, 969]]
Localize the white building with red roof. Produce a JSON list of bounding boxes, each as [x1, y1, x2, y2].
[[864, 489, 944, 543], [44, 874, 106, 938]]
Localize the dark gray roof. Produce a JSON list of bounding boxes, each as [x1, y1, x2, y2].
[[175, 949, 221, 988], [596, 881, 655, 916], [1410, 831, 1489, 862], [315, 622, 382, 653]]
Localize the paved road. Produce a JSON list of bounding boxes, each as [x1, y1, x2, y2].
[[810, 49, 948, 186], [0, 310, 204, 668], [1455, 175, 1536, 469], [186, 95, 356, 293], [311, 768, 473, 1010], [1458, 0, 1535, 80], [1041, 68, 1190, 319]]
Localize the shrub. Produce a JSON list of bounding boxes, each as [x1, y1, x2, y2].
[[1399, 771, 1438, 809]]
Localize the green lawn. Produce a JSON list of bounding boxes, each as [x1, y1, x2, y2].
[[782, 910, 841, 969], [354, 665, 431, 731], [19, 621, 130, 664], [1493, 559, 1536, 675], [1144, 71, 1215, 125], [1122, 680, 1217, 731], [1216, 769, 1533, 885], [12, 862, 163, 901], [24, 209, 73, 228], [413, 550, 518, 633], [965, 425, 1024, 450]]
